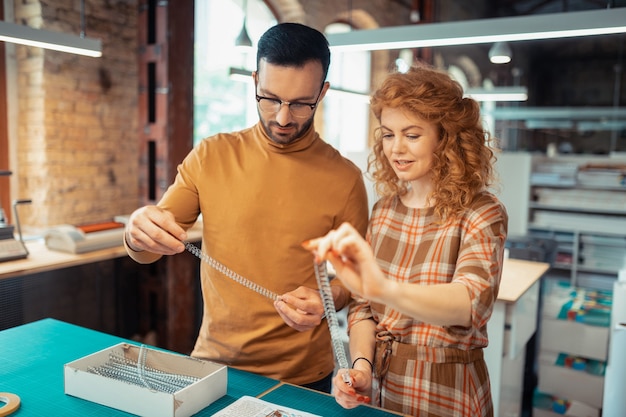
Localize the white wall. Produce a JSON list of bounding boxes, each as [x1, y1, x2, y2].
[[493, 152, 532, 237]]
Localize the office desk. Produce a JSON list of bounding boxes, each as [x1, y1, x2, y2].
[[0, 319, 402, 416]]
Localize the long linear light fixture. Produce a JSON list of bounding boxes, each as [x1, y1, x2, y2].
[[0, 20, 102, 57], [326, 8, 626, 52], [465, 87, 527, 102], [485, 107, 626, 120]]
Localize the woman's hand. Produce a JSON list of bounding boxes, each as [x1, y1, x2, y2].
[[303, 223, 387, 303], [332, 368, 373, 409]]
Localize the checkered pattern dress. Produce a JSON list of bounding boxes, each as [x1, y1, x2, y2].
[[348, 191, 508, 416]]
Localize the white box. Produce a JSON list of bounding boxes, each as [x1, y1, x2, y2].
[[538, 353, 604, 408], [64, 343, 227, 417], [539, 318, 609, 361]]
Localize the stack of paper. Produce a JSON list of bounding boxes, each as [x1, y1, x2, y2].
[[211, 396, 321, 417]]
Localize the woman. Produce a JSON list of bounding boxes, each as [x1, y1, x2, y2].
[[305, 64, 508, 416]]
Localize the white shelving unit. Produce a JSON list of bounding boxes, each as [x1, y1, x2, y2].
[[494, 153, 626, 416], [527, 154, 626, 290], [524, 154, 624, 417]]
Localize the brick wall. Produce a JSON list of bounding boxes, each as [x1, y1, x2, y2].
[[14, 0, 139, 229]]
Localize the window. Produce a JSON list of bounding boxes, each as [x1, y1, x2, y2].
[[323, 23, 370, 155], [193, 0, 275, 146]]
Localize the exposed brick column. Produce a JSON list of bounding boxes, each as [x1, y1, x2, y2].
[[137, 0, 197, 353]]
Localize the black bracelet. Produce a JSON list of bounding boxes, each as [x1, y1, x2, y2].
[[352, 357, 374, 372]]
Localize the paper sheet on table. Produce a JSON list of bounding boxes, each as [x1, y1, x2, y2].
[[211, 395, 321, 417]]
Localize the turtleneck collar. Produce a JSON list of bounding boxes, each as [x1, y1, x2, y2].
[[253, 122, 319, 153]]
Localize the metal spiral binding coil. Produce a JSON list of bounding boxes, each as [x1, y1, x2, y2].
[[87, 347, 200, 394], [185, 242, 279, 301], [314, 261, 351, 379]]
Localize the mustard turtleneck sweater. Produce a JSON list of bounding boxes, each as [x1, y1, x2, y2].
[[126, 122, 369, 385]]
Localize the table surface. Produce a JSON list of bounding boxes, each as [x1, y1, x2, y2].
[[0, 318, 402, 416], [496, 258, 550, 303]]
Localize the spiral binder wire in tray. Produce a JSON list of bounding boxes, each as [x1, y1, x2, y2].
[[64, 343, 227, 417]]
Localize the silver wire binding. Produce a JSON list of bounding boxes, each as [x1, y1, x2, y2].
[[185, 242, 280, 301], [87, 346, 199, 394], [314, 261, 352, 385]]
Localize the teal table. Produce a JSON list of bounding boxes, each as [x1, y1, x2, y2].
[[0, 319, 402, 416]]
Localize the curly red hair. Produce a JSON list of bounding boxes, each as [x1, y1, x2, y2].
[[369, 63, 498, 222]]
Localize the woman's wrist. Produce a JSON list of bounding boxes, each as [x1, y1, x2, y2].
[[352, 357, 374, 375]]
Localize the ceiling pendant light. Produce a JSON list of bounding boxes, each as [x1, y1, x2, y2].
[[235, 23, 252, 48], [489, 41, 512, 64], [235, 0, 253, 48]]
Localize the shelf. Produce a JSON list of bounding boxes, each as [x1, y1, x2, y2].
[[580, 234, 626, 247], [531, 183, 626, 191], [529, 225, 626, 238], [528, 230, 575, 243], [551, 262, 572, 271], [529, 203, 626, 216], [578, 265, 624, 275], [530, 211, 626, 234]]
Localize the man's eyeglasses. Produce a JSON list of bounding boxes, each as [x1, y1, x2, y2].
[[255, 87, 323, 119]]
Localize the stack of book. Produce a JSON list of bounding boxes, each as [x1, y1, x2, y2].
[[577, 164, 626, 189]]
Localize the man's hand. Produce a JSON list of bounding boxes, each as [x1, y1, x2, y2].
[[125, 205, 187, 255], [274, 286, 325, 332]]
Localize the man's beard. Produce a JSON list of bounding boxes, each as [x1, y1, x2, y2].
[[260, 114, 315, 145]]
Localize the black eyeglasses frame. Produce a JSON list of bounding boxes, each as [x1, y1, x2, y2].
[[254, 84, 325, 118]]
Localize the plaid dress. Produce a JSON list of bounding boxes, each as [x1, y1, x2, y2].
[[348, 191, 508, 416]]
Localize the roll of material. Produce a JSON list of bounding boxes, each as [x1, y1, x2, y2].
[[0, 393, 20, 417]]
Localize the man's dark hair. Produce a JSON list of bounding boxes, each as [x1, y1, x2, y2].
[[256, 23, 331, 82]]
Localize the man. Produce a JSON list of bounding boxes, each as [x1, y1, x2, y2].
[[124, 22, 369, 393]]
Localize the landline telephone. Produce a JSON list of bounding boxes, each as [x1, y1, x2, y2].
[[44, 221, 125, 254], [0, 170, 31, 262], [0, 206, 29, 262]]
